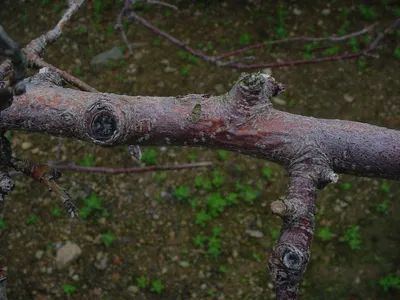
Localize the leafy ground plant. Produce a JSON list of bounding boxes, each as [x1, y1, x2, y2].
[[343, 225, 362, 250]]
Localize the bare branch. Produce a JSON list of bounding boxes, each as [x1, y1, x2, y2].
[[33, 57, 97, 92], [216, 23, 377, 60], [0, 0, 87, 82], [52, 161, 212, 174], [10, 157, 79, 217]]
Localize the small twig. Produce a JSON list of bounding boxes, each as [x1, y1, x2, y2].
[[366, 17, 400, 51], [0, 0, 87, 82], [216, 23, 377, 60], [32, 57, 97, 92], [10, 157, 79, 217], [142, 0, 178, 10], [52, 161, 212, 174]]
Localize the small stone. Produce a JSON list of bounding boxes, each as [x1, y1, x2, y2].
[[127, 285, 139, 295], [179, 261, 190, 268], [72, 274, 79, 281], [267, 282, 274, 289], [21, 141, 33, 150], [272, 97, 287, 106], [245, 229, 264, 238], [164, 66, 177, 73], [55, 242, 82, 269], [94, 252, 109, 270], [35, 250, 44, 260], [262, 68, 272, 75], [91, 47, 123, 66], [214, 84, 225, 94], [343, 94, 354, 103], [322, 8, 331, 15], [293, 8, 302, 15], [133, 51, 143, 60], [160, 59, 169, 65]]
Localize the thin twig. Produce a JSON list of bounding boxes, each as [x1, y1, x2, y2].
[[33, 57, 97, 92], [126, 9, 397, 70], [216, 23, 377, 60], [0, 0, 87, 81], [52, 161, 212, 174]]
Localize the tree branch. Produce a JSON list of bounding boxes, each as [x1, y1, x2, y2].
[[52, 161, 212, 174]]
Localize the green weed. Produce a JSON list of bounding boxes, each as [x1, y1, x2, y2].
[[317, 226, 333, 241], [78, 154, 96, 167], [27, 214, 38, 225], [239, 33, 252, 46], [379, 273, 400, 292], [102, 231, 116, 246], [261, 167, 273, 179], [173, 186, 190, 201], [343, 225, 362, 250], [137, 276, 147, 288], [359, 5, 377, 20], [141, 148, 158, 165], [62, 284, 76, 296], [151, 280, 164, 294], [0, 218, 7, 229], [51, 206, 62, 217]]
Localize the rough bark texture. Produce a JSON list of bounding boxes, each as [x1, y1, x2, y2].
[[0, 72, 399, 299]]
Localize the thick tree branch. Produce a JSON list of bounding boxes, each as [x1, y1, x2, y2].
[[0, 72, 398, 181]]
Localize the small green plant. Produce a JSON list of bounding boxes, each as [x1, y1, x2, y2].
[[195, 210, 212, 226], [394, 47, 400, 59], [0, 218, 7, 229], [51, 206, 62, 217], [239, 185, 258, 203], [151, 280, 164, 294], [207, 289, 216, 296], [173, 186, 190, 201], [262, 167, 273, 179], [27, 214, 38, 225], [325, 46, 340, 55], [152, 39, 161, 46], [193, 234, 207, 247], [343, 225, 362, 250], [252, 253, 261, 261], [141, 148, 157, 165], [78, 154, 96, 166], [357, 58, 367, 68], [62, 284, 77, 296], [380, 180, 391, 193], [80, 193, 106, 220], [155, 173, 166, 182], [206, 193, 227, 217], [342, 182, 352, 191], [211, 170, 224, 187], [181, 65, 191, 77], [137, 276, 147, 288], [359, 5, 377, 20], [239, 33, 252, 45], [317, 226, 333, 241], [219, 265, 228, 273], [102, 231, 116, 246], [217, 150, 228, 160], [195, 176, 212, 190], [376, 199, 389, 213], [379, 273, 400, 292], [206, 236, 221, 257]]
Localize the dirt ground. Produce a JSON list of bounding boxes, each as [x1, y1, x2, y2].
[[0, 0, 399, 299]]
